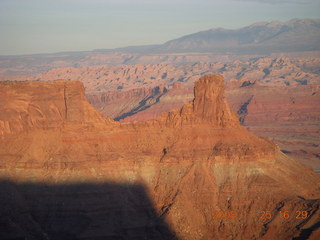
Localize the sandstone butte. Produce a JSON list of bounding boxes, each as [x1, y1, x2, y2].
[[0, 75, 319, 240]]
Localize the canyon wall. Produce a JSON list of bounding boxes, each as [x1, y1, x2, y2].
[[1, 75, 320, 239]]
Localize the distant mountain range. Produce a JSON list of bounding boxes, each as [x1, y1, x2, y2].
[[0, 19, 319, 75], [114, 18, 320, 54]]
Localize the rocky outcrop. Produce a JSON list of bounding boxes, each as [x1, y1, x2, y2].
[[153, 75, 239, 128], [99, 80, 320, 170], [0, 75, 319, 240], [0, 80, 108, 136], [193, 75, 236, 125]]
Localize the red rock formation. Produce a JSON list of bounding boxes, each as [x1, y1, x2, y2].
[[193, 75, 236, 126], [87, 82, 194, 122], [225, 83, 320, 169], [100, 81, 320, 170], [0, 80, 108, 136], [0, 75, 319, 240], [87, 85, 168, 121], [2, 59, 320, 170]]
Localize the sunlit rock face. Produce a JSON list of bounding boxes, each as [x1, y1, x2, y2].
[[0, 75, 319, 240]]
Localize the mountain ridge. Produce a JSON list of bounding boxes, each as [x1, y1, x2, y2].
[[0, 18, 319, 58], [94, 18, 320, 54], [155, 18, 320, 54]]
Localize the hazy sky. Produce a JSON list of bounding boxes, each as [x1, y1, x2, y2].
[[0, 0, 319, 55]]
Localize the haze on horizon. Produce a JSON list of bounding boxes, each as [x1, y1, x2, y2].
[[1, 0, 320, 56]]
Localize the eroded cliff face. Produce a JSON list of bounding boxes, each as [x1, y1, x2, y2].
[[0, 80, 109, 136], [93, 81, 320, 170], [0, 75, 319, 240]]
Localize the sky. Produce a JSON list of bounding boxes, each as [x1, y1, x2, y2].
[[0, 0, 319, 55]]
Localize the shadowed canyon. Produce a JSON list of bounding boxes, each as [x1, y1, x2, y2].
[[0, 75, 320, 239]]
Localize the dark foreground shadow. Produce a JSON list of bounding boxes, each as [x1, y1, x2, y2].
[[0, 179, 177, 240]]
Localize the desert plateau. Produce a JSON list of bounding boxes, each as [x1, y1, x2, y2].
[[0, 74, 319, 239], [0, 3, 320, 238], [2, 56, 320, 170]]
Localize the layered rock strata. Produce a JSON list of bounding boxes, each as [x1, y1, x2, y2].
[[0, 75, 319, 240]]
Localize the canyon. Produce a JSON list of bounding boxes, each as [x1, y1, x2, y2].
[[0, 75, 320, 239], [1, 57, 320, 172], [4, 57, 317, 170]]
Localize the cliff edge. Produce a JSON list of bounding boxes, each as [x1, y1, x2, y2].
[[0, 75, 319, 240]]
